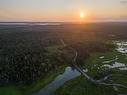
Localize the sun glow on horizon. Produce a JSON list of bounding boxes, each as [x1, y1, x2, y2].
[[80, 12, 85, 18], [79, 11, 87, 23]]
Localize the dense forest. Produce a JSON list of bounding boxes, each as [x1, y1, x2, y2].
[[0, 23, 126, 86]]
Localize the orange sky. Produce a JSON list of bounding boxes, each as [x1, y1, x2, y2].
[[0, 0, 127, 22]]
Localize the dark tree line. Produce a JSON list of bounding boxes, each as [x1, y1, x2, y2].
[[0, 24, 117, 86]]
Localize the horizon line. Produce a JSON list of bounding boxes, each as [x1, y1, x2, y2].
[[0, 19, 127, 23]]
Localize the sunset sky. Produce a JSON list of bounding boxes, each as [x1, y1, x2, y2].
[[0, 0, 127, 22]]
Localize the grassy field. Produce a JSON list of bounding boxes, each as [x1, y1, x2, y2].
[[55, 49, 127, 95], [55, 76, 117, 95], [0, 87, 22, 95], [55, 75, 127, 95], [0, 23, 127, 95], [83, 50, 127, 77]]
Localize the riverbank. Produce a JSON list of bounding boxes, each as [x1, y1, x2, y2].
[[32, 66, 80, 95], [0, 65, 66, 95], [55, 41, 127, 95], [55, 76, 117, 95]]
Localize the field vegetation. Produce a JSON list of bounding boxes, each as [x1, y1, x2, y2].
[[0, 23, 127, 95]]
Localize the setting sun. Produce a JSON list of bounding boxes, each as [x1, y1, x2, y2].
[[80, 12, 85, 18]]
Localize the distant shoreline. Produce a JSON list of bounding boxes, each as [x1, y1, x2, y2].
[[0, 21, 127, 26]]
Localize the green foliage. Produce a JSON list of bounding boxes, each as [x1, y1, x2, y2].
[[0, 23, 127, 95], [0, 87, 21, 95], [55, 76, 117, 95]]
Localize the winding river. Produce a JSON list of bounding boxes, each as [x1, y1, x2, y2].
[[32, 67, 81, 95], [32, 40, 127, 95]]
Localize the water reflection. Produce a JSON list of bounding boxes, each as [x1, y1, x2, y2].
[[32, 67, 81, 95]]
